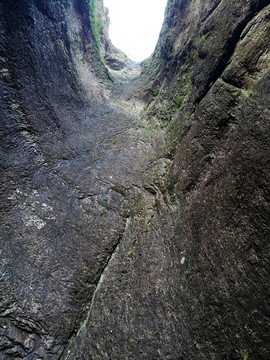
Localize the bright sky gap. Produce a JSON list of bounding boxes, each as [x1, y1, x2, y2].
[[103, 0, 168, 62]]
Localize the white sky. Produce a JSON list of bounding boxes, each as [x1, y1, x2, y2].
[[103, 0, 167, 62]]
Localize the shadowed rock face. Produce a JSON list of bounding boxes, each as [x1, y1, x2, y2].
[[0, 0, 269, 359]]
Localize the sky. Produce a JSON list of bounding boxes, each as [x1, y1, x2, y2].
[[103, 0, 167, 62]]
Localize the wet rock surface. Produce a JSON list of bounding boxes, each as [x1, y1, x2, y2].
[[0, 0, 269, 359]]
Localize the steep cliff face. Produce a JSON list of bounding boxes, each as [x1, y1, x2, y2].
[[140, 1, 270, 358], [0, 0, 136, 358], [0, 0, 269, 359], [0, 0, 110, 357]]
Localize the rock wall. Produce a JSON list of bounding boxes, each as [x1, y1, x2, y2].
[[0, 0, 116, 357], [0, 0, 269, 359], [141, 0, 270, 358]]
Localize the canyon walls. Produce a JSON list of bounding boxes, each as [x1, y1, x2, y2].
[[0, 0, 269, 359]]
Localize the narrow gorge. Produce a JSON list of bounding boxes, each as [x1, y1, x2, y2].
[[0, 0, 269, 359]]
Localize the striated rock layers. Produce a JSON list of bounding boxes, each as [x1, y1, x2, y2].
[[0, 0, 269, 359]]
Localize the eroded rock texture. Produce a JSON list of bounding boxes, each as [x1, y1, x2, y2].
[[0, 0, 269, 359]]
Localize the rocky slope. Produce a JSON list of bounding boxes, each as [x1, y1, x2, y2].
[[0, 0, 269, 359]]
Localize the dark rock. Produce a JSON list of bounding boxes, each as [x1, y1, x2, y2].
[[0, 0, 269, 359]]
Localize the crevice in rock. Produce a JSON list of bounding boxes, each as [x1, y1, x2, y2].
[[64, 215, 132, 359], [1, 1, 269, 359]]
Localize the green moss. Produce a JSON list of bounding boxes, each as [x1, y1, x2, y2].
[[88, 0, 104, 62], [166, 179, 176, 203], [187, 66, 193, 79], [201, 34, 206, 43], [186, 66, 193, 92], [128, 247, 136, 255], [168, 0, 177, 6], [166, 117, 182, 158], [57, 39, 65, 49], [72, 37, 79, 55], [184, 54, 190, 63], [65, 333, 76, 359], [112, 136, 119, 144], [175, 95, 184, 108], [221, 346, 233, 357]]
